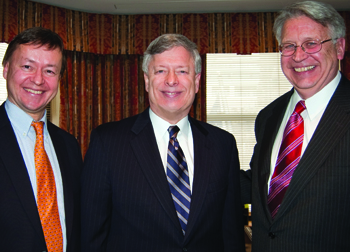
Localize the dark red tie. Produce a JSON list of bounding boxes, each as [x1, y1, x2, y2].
[[267, 101, 306, 219]]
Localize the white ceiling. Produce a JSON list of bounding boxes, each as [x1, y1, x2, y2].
[[31, 0, 350, 15]]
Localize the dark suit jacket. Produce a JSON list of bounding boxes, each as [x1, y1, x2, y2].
[[241, 75, 350, 251], [0, 103, 82, 252], [81, 108, 245, 252]]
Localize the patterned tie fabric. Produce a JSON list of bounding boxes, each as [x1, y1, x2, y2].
[[267, 101, 306, 219], [32, 121, 63, 252], [167, 126, 191, 235]]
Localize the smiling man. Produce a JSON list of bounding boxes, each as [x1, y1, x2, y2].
[[0, 27, 82, 252], [240, 1, 350, 251], [82, 34, 245, 252]]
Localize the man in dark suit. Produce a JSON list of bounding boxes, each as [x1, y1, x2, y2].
[[240, 1, 350, 251], [0, 27, 82, 252], [81, 34, 245, 251]]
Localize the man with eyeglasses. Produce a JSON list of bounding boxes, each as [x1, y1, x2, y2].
[[240, 1, 349, 251]]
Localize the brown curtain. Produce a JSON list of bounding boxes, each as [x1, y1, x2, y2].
[[1, 0, 349, 155], [60, 52, 147, 155]]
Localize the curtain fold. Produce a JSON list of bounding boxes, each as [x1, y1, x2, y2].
[[0, 0, 349, 155], [60, 52, 146, 155]]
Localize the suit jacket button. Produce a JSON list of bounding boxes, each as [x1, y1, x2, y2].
[[269, 232, 276, 239]]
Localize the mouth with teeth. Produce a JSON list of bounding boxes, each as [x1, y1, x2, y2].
[[163, 91, 181, 96], [24, 88, 43, 95], [294, 66, 315, 72]]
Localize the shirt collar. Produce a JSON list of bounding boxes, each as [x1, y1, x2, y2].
[[291, 71, 340, 120], [149, 108, 190, 140], [5, 99, 48, 136]]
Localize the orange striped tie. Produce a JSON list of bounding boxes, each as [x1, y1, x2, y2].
[[32, 121, 63, 252]]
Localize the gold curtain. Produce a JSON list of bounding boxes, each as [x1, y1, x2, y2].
[[1, 0, 349, 155], [0, 0, 282, 54]]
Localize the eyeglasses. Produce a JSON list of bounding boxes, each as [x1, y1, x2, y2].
[[279, 38, 335, 57]]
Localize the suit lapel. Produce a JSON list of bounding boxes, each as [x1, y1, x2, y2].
[[0, 104, 45, 241], [184, 118, 212, 241], [277, 77, 350, 219], [130, 109, 182, 231], [258, 91, 292, 222], [48, 123, 75, 245]]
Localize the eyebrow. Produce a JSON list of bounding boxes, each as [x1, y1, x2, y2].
[[22, 58, 59, 68]]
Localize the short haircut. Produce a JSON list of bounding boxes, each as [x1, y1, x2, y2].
[[273, 1, 346, 44], [2, 27, 66, 77], [142, 34, 202, 75]]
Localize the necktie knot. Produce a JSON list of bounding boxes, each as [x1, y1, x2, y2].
[[295, 100, 306, 115], [168, 125, 180, 139], [32, 121, 44, 136]]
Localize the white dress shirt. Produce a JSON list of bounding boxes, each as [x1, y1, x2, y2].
[[268, 71, 341, 189], [149, 109, 194, 191], [5, 99, 67, 251]]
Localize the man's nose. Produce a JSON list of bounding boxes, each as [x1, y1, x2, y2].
[[166, 70, 178, 86], [292, 46, 308, 62], [32, 70, 44, 85]]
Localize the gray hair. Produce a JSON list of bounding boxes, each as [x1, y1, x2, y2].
[[273, 1, 346, 44], [142, 34, 202, 75]]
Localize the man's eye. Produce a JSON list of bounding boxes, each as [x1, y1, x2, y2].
[[46, 70, 55, 75], [283, 44, 295, 50], [304, 41, 318, 48], [23, 65, 31, 70]]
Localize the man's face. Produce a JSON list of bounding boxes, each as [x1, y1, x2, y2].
[[280, 15, 345, 99], [3, 44, 62, 121], [144, 46, 200, 124]]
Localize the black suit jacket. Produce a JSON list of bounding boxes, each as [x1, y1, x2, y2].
[[0, 103, 82, 252], [241, 75, 350, 251], [81, 108, 245, 252]]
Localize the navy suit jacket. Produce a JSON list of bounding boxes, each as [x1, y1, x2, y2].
[[241, 75, 350, 251], [0, 103, 82, 252], [81, 108, 245, 252]]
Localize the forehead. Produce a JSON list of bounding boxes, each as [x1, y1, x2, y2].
[[151, 46, 194, 66], [12, 43, 62, 61], [281, 15, 330, 42]]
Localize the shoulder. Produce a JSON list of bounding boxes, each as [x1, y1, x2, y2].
[[47, 121, 78, 143], [190, 117, 236, 144], [257, 89, 292, 119], [93, 113, 140, 137], [47, 122, 82, 165], [191, 118, 230, 135]]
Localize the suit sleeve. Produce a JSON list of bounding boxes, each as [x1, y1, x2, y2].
[[223, 135, 246, 252], [240, 169, 252, 204], [81, 129, 112, 252], [240, 109, 264, 205]]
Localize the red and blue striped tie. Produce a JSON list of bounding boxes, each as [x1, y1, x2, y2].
[[167, 126, 191, 235], [268, 100, 306, 219]]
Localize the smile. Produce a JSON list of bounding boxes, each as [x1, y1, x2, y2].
[[24, 88, 43, 95], [294, 66, 315, 72], [164, 91, 179, 96]]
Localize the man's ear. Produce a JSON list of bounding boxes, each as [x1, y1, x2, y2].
[[144, 73, 149, 92], [3, 62, 9, 80], [195, 73, 201, 93], [336, 37, 345, 60]]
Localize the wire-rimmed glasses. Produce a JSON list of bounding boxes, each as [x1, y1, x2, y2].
[[279, 38, 335, 57]]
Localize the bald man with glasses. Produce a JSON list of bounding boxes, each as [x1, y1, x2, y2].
[[240, 1, 350, 251]]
